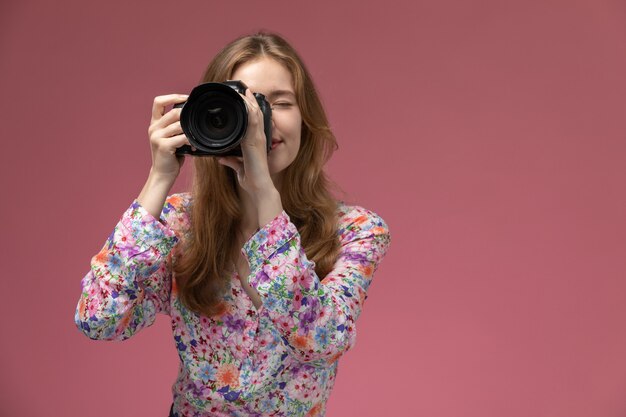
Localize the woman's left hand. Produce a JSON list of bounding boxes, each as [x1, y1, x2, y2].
[[218, 88, 283, 229], [217, 88, 275, 198]]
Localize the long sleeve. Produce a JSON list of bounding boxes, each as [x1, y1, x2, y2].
[[75, 197, 185, 341], [243, 205, 390, 365]]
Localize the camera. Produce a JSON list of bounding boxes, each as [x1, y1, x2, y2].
[[174, 80, 272, 156]]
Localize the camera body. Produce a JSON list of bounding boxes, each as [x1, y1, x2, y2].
[[174, 80, 272, 156]]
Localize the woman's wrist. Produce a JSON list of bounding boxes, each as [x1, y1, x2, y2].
[[147, 167, 178, 186], [137, 170, 176, 220], [253, 186, 283, 228]]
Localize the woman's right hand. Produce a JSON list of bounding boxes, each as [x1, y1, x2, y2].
[[147, 94, 191, 180], [137, 94, 190, 220]]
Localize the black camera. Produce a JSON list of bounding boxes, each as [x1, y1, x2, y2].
[[174, 80, 272, 156]]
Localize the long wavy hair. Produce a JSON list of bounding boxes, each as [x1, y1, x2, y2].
[[173, 32, 341, 317]]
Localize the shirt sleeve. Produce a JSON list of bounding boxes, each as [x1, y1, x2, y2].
[[74, 199, 181, 341], [242, 206, 390, 365]]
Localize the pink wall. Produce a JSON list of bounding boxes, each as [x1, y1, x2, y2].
[[1, 0, 625, 416]]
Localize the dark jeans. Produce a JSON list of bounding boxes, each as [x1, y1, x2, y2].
[[168, 403, 177, 417]]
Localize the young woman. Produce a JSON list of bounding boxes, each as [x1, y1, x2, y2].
[[75, 32, 390, 417]]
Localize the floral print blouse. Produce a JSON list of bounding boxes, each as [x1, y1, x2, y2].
[[75, 193, 390, 417]]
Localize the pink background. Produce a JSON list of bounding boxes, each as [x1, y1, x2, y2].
[[1, 0, 625, 416]]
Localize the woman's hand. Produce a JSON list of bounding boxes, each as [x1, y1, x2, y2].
[[217, 88, 283, 229], [147, 94, 191, 181], [217, 88, 275, 197], [137, 94, 190, 220]]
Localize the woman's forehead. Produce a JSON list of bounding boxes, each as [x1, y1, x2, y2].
[[231, 58, 295, 95]]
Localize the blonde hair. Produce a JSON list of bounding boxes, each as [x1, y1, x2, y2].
[[173, 32, 341, 317]]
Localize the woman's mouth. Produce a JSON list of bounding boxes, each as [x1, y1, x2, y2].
[[271, 139, 283, 150]]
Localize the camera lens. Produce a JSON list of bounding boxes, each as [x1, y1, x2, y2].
[[196, 97, 241, 141], [182, 84, 248, 154], [205, 106, 229, 137]]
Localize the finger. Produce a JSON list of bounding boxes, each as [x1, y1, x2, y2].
[[240, 88, 259, 111], [159, 107, 182, 127], [151, 94, 188, 122], [217, 156, 244, 175], [160, 133, 190, 151], [149, 108, 182, 136], [161, 121, 183, 138]]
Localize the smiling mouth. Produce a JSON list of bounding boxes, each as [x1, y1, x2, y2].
[[270, 139, 282, 150]]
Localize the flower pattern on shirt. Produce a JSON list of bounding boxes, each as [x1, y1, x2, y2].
[[75, 193, 390, 417]]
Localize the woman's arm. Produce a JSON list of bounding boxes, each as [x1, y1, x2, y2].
[[243, 205, 390, 365], [75, 94, 191, 340], [138, 93, 191, 219], [74, 196, 187, 340]]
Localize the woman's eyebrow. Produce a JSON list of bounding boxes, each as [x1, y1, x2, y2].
[[267, 90, 296, 99]]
